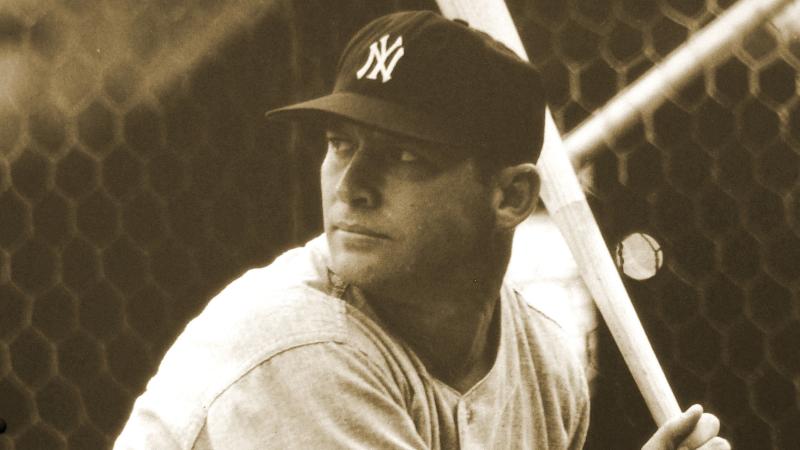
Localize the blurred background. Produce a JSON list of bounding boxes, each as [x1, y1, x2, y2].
[[0, 0, 798, 448]]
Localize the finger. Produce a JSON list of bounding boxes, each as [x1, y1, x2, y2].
[[679, 413, 720, 448], [643, 404, 703, 450], [694, 436, 731, 450]]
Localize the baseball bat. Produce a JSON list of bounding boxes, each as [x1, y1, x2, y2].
[[435, 0, 683, 426], [563, 0, 794, 165]]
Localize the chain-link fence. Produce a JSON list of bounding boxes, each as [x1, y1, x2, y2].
[[0, 1, 797, 449]]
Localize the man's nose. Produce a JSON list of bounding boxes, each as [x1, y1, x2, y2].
[[335, 149, 380, 208]]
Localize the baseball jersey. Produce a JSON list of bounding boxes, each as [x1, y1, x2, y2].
[[114, 234, 589, 449]]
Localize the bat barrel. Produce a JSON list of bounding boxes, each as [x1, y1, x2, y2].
[[563, 0, 795, 166]]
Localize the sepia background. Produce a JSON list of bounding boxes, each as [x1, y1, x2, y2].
[[0, 0, 798, 448]]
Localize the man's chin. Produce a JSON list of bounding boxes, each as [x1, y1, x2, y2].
[[329, 251, 393, 287]]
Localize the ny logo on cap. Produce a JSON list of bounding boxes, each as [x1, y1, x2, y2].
[[356, 34, 404, 83]]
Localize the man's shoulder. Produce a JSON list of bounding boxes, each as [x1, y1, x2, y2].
[[503, 285, 590, 447], [505, 284, 572, 345], [505, 285, 589, 392], [181, 233, 341, 351], [159, 235, 344, 371], [116, 235, 367, 448]]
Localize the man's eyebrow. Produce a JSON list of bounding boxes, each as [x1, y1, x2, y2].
[[323, 122, 346, 133]]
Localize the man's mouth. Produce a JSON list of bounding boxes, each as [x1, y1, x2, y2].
[[334, 223, 389, 239]]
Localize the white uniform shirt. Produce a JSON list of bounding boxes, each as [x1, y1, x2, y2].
[[115, 235, 589, 449]]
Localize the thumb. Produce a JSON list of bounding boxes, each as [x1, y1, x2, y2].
[[642, 405, 703, 450]]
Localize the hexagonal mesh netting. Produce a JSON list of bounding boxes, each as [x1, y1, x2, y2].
[[0, 0, 797, 449]]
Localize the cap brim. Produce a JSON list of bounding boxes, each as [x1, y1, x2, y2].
[[265, 92, 472, 152]]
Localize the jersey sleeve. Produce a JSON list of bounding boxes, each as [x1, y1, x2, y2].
[[193, 341, 428, 450], [568, 377, 590, 450]]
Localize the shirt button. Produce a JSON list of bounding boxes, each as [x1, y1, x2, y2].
[[466, 408, 474, 423]]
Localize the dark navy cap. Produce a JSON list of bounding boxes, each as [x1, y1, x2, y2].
[[266, 10, 546, 165]]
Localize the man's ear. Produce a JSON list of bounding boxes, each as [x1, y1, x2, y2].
[[492, 163, 541, 229]]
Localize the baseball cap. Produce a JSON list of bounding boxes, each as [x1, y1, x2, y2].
[[265, 10, 546, 165]]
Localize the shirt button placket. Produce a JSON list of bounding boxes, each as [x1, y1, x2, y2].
[[457, 401, 478, 449]]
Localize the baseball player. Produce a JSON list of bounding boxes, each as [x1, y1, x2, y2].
[[115, 11, 729, 449]]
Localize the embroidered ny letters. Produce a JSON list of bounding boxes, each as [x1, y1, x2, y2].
[[356, 34, 405, 83]]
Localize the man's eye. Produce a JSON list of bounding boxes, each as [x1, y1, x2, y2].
[[326, 137, 353, 155], [385, 147, 421, 164], [398, 150, 420, 163]]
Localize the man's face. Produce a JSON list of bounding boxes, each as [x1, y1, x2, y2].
[[320, 120, 496, 294]]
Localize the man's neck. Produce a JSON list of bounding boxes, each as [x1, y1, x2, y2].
[[365, 275, 503, 393]]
